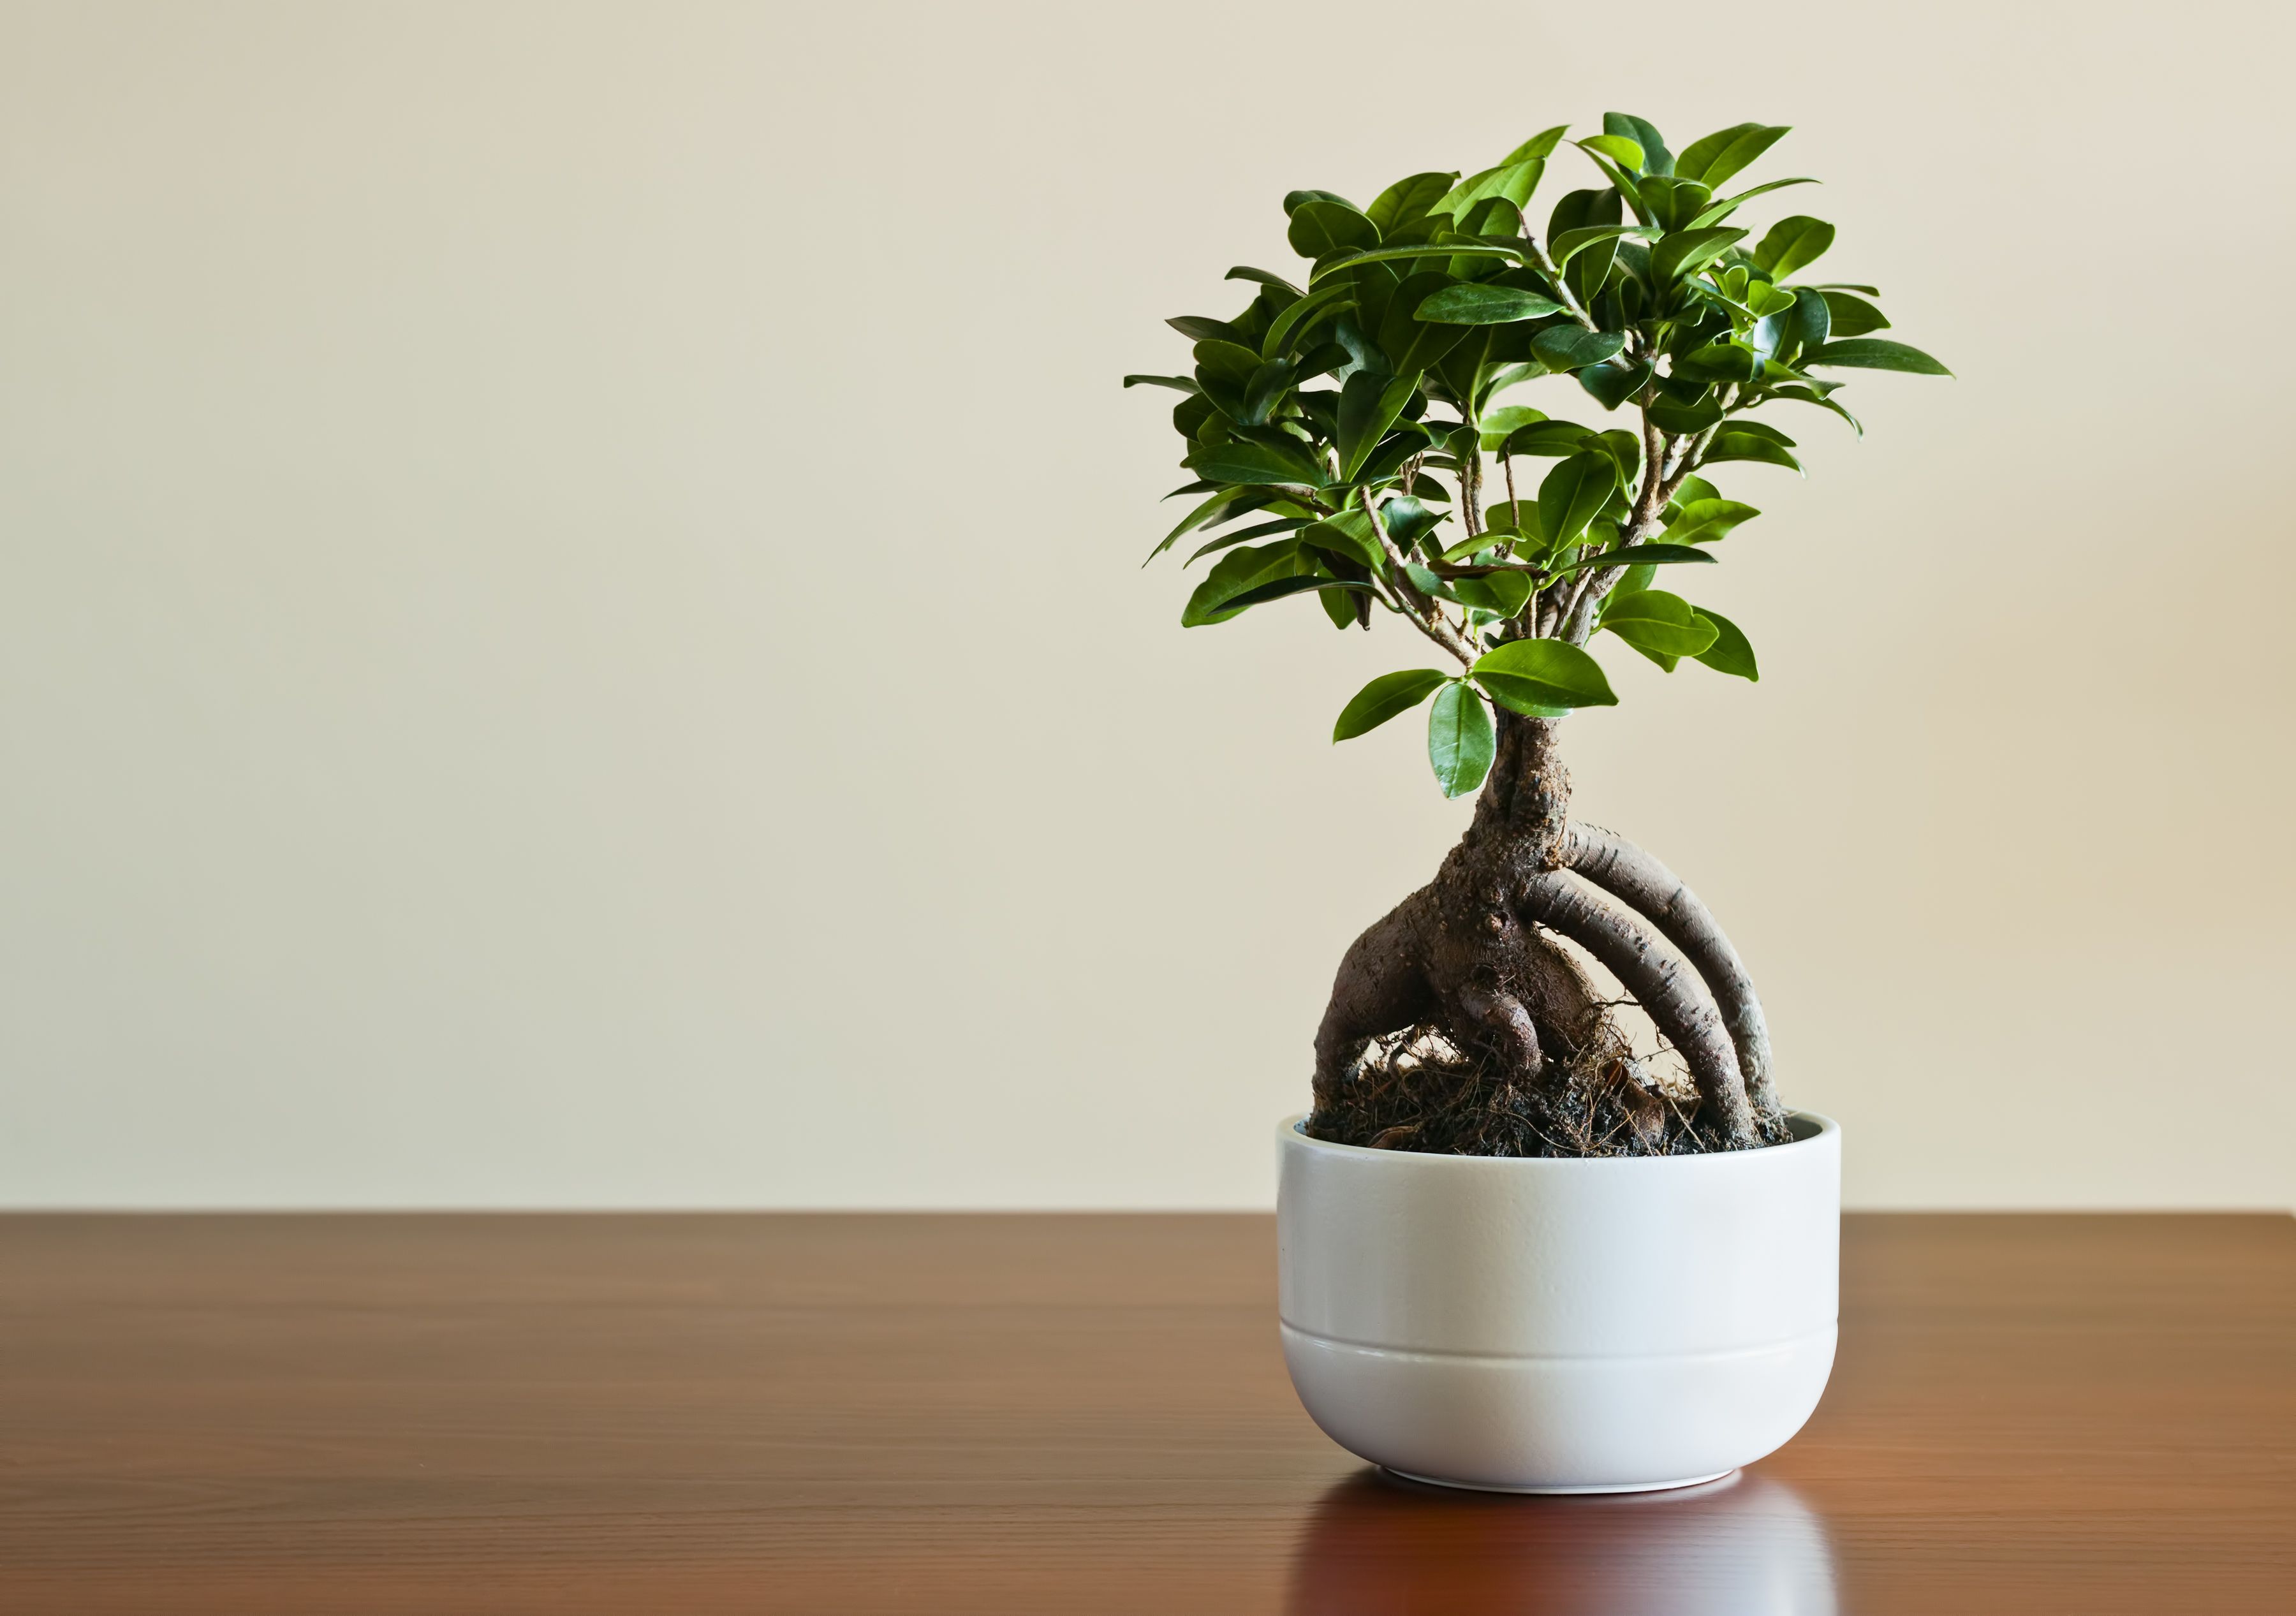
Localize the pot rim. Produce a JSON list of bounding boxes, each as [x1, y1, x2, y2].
[[1279, 1110, 1837, 1168]]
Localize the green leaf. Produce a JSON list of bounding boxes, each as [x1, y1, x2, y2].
[[1167, 314, 1251, 346], [1207, 573, 1377, 619], [1297, 510, 1385, 570], [1186, 518, 1313, 565], [1603, 112, 1674, 176], [1648, 393, 1724, 434], [1675, 123, 1790, 188], [1531, 327, 1626, 372], [1378, 495, 1444, 550], [1470, 639, 1619, 712], [1538, 452, 1620, 549], [1649, 226, 1747, 283], [1447, 569, 1536, 615], [1786, 287, 1831, 353], [1802, 338, 1952, 375], [1225, 266, 1303, 297], [1123, 373, 1201, 396], [1283, 189, 1357, 216], [1601, 589, 1720, 657], [1501, 420, 1593, 458], [1818, 289, 1890, 337], [1505, 126, 1571, 163], [1753, 216, 1835, 281], [1686, 175, 1818, 229], [1663, 498, 1760, 544], [1635, 175, 1712, 233], [1337, 369, 1422, 479], [1579, 360, 1652, 411], [1427, 681, 1496, 798], [1307, 241, 1526, 285], [1366, 172, 1459, 233], [1478, 404, 1547, 450], [1434, 159, 1547, 219], [1550, 223, 1642, 266], [1690, 609, 1758, 680], [1414, 283, 1564, 325], [1288, 200, 1379, 259], [1143, 485, 1262, 564], [1576, 133, 1645, 171], [1549, 542, 1716, 573], [1702, 432, 1804, 473], [1334, 669, 1450, 740], [1179, 541, 1301, 625], [1183, 437, 1327, 488], [1260, 283, 1355, 358]]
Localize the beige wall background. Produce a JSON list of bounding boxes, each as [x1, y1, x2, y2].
[[3, 1, 2290, 1208]]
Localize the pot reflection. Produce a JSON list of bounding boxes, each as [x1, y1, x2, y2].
[[1285, 1467, 1836, 1616]]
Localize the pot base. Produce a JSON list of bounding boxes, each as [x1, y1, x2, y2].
[[1383, 1464, 1738, 1497]]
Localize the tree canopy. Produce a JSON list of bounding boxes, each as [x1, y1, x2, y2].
[[1130, 114, 1947, 798]]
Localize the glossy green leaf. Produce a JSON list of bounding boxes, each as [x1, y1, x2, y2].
[[1635, 175, 1712, 232], [1702, 432, 1804, 473], [1531, 327, 1626, 372], [1307, 241, 1526, 286], [1447, 569, 1536, 615], [1817, 289, 1889, 337], [1600, 589, 1720, 657], [1577, 133, 1644, 171], [1297, 510, 1385, 569], [1183, 437, 1327, 488], [1283, 189, 1357, 216], [1802, 338, 1952, 375], [1675, 123, 1790, 188], [1470, 638, 1619, 712], [1122, 374, 1200, 395], [1366, 172, 1459, 233], [1690, 608, 1758, 680], [1167, 314, 1251, 346], [1603, 112, 1674, 176], [1501, 420, 1593, 458], [1179, 541, 1301, 625], [1378, 496, 1444, 550], [1207, 573, 1377, 619], [1334, 669, 1450, 740], [1478, 404, 1547, 450], [1427, 681, 1496, 798], [1753, 216, 1835, 281], [1225, 267, 1304, 298], [1538, 452, 1619, 549], [1185, 516, 1314, 564], [1261, 284, 1357, 360], [1686, 175, 1817, 229], [1550, 223, 1642, 266], [1288, 201, 1379, 259], [1434, 159, 1547, 218], [1337, 369, 1422, 478], [1550, 542, 1716, 573], [1579, 360, 1652, 411], [1648, 393, 1724, 434], [1415, 283, 1564, 325], [1142, 486, 1264, 564], [1650, 226, 1747, 283], [1663, 498, 1760, 544]]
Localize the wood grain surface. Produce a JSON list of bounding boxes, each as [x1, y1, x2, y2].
[[0, 1212, 2288, 1613]]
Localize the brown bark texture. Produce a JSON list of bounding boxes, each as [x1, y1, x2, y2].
[[1309, 714, 1788, 1156]]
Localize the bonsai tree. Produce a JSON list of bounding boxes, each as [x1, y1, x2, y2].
[[1129, 114, 1946, 1156]]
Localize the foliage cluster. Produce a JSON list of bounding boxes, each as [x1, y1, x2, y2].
[[1129, 113, 1946, 796]]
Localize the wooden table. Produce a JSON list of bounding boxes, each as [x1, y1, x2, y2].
[[1, 1213, 2288, 1613]]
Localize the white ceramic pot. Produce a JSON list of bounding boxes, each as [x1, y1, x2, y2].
[[1277, 1112, 1840, 1493]]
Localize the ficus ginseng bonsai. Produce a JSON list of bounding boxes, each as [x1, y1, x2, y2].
[[1130, 114, 1946, 1157]]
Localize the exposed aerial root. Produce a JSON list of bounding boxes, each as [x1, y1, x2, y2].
[[1561, 822, 1783, 1134]]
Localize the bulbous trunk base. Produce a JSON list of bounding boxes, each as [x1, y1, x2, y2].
[[1308, 716, 1784, 1156]]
